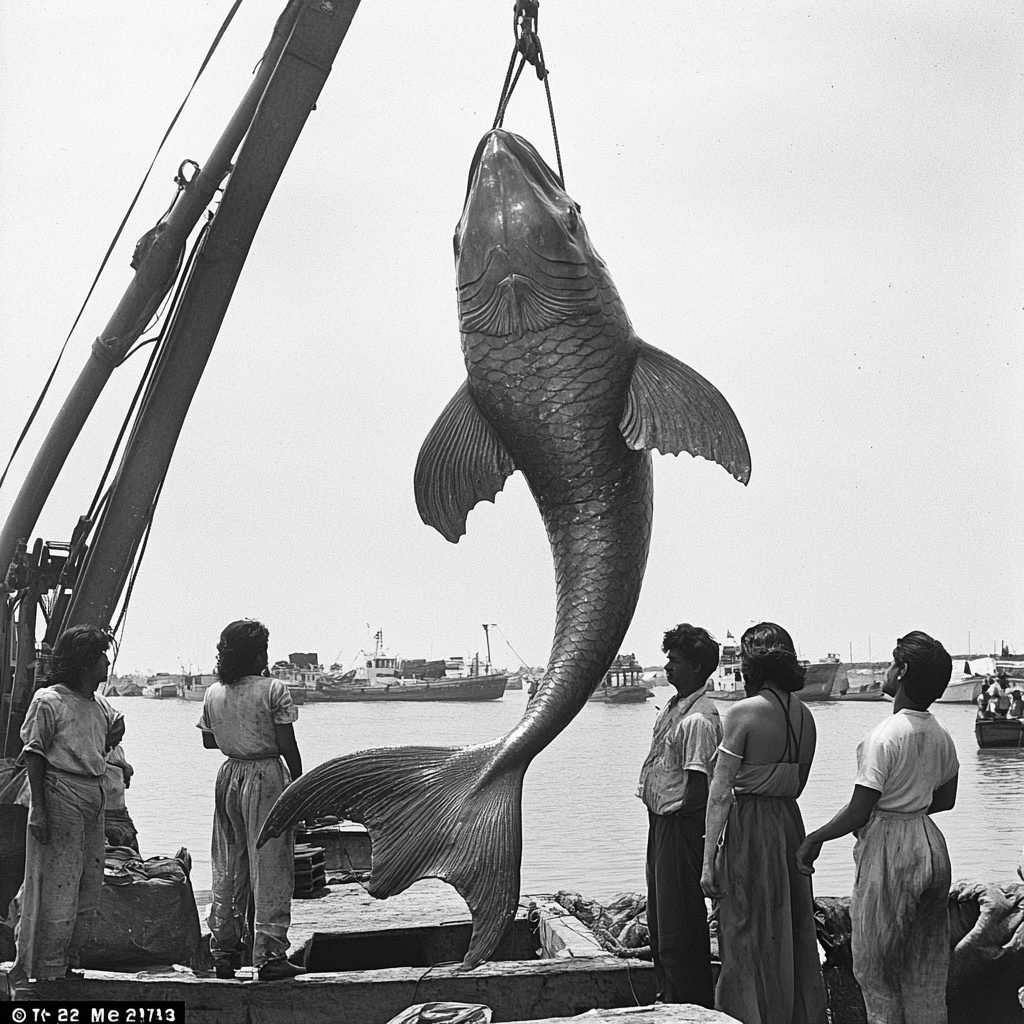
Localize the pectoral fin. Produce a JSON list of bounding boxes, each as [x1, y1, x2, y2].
[[620, 341, 751, 484], [415, 381, 517, 542]]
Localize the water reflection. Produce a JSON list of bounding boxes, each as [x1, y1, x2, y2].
[[974, 749, 1024, 786]]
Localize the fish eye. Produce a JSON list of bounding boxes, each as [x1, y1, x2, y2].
[[566, 205, 578, 229]]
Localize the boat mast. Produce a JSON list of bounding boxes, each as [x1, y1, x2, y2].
[[483, 623, 495, 673]]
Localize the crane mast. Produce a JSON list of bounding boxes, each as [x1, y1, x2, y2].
[[0, 0, 362, 758]]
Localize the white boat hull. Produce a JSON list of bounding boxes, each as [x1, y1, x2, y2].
[[936, 678, 982, 704]]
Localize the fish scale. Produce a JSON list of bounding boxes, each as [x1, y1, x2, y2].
[[258, 128, 750, 969]]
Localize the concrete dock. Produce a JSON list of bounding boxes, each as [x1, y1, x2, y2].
[[2, 879, 746, 1023]]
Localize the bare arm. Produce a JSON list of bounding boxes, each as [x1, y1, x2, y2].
[[202, 731, 220, 750], [928, 773, 957, 814], [24, 751, 49, 845], [701, 750, 740, 899], [796, 784, 881, 875], [275, 723, 302, 782], [701, 703, 755, 898], [796, 706, 817, 795]]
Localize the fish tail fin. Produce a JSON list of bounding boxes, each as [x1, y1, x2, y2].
[[257, 742, 524, 969]]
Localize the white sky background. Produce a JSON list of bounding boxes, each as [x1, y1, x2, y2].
[[0, 1, 1021, 676]]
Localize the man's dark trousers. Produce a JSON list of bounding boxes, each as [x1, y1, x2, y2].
[[646, 810, 714, 1007]]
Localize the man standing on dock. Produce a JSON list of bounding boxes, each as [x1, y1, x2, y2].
[[637, 623, 722, 1007], [198, 619, 305, 981]]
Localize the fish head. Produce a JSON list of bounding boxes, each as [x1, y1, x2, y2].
[[454, 129, 604, 337]]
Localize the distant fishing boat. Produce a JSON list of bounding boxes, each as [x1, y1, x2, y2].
[[937, 676, 983, 704], [834, 682, 888, 702], [102, 675, 144, 697], [175, 670, 304, 705], [588, 654, 653, 703], [310, 672, 507, 703], [975, 715, 1024, 749], [705, 633, 745, 702], [798, 655, 851, 701], [178, 673, 217, 701], [835, 666, 888, 702], [706, 636, 849, 702], [940, 654, 1024, 704], [141, 675, 178, 699], [276, 631, 506, 703]]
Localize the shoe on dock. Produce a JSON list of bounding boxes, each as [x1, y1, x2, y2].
[[258, 958, 305, 981]]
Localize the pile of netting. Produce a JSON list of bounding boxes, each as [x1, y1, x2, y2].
[[553, 890, 651, 958]]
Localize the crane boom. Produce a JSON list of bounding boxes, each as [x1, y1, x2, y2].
[[0, 0, 308, 583], [0, 0, 362, 757], [64, 0, 362, 630]]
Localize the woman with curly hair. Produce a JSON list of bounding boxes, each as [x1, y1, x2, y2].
[[198, 619, 304, 981], [14, 624, 122, 985], [701, 622, 827, 1023]]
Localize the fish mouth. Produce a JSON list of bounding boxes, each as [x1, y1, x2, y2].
[[459, 246, 595, 336], [456, 130, 599, 336]]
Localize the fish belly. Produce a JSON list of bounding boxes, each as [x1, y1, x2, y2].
[[465, 322, 655, 757]]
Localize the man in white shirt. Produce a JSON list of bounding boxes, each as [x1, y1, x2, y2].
[[797, 631, 959, 1024], [637, 623, 722, 1007], [992, 672, 1012, 717]]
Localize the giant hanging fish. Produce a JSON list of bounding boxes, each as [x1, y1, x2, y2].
[[258, 129, 750, 967]]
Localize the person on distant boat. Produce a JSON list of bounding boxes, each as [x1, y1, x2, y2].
[[636, 623, 722, 1007], [701, 622, 827, 1024], [12, 624, 123, 987], [1008, 689, 1024, 720], [797, 631, 959, 1024], [976, 682, 993, 719], [992, 672, 1012, 718], [986, 675, 1003, 716], [198, 619, 305, 981]]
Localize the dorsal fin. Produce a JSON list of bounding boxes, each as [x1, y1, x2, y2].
[[414, 381, 517, 542], [620, 341, 751, 484]]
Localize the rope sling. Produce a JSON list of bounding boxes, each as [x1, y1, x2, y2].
[[491, 0, 565, 188]]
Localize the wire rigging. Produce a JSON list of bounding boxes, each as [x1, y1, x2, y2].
[[0, 0, 245, 495], [492, 0, 564, 187], [80, 211, 216, 655], [493, 623, 532, 671], [109, 478, 163, 655], [83, 219, 212, 530]]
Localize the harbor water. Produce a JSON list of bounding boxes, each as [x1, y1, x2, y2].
[[112, 688, 1023, 901]]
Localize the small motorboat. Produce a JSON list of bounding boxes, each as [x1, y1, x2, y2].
[[975, 714, 1024, 749]]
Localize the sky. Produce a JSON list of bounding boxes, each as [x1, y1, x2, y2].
[[1, 1, 1021, 677]]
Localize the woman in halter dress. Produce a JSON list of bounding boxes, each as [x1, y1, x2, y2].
[[701, 622, 828, 1024]]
